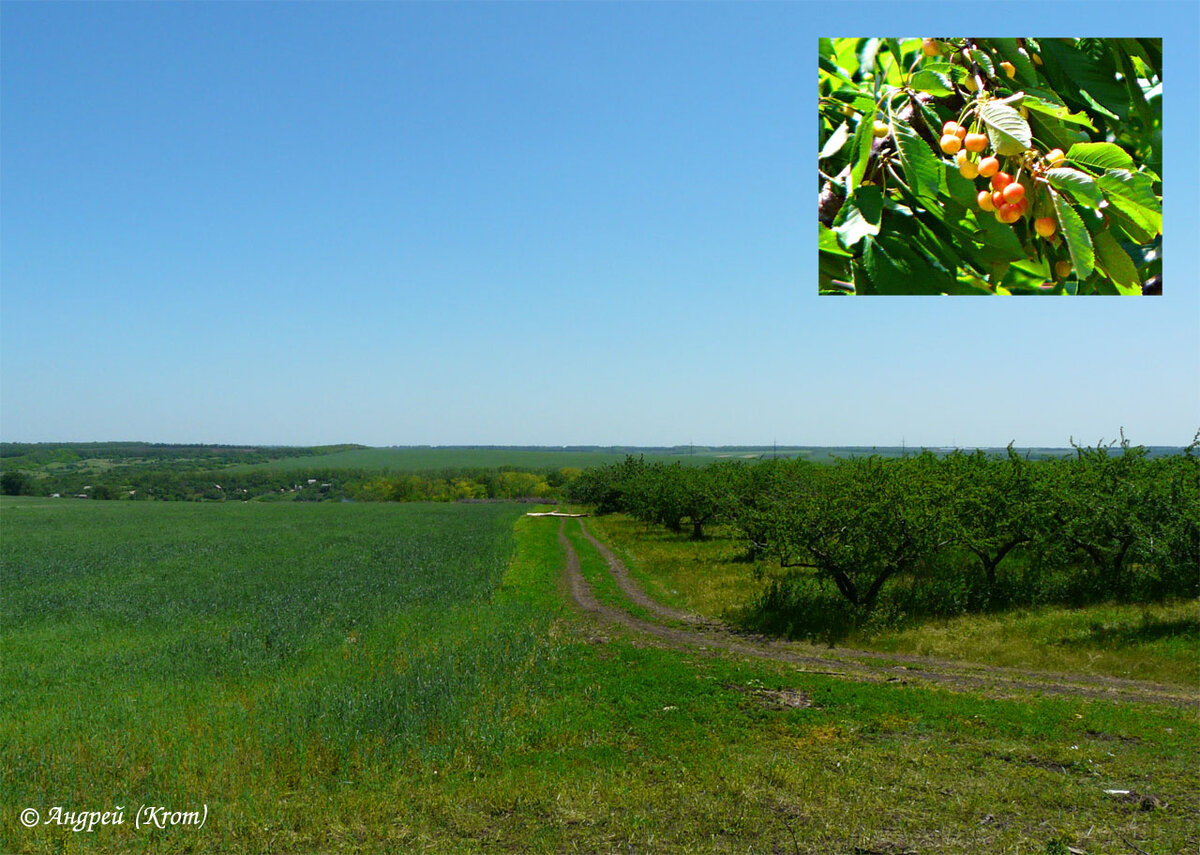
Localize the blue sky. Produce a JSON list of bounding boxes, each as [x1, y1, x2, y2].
[[2, 1, 1197, 448]]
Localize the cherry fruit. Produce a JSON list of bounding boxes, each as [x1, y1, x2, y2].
[[964, 133, 988, 153]]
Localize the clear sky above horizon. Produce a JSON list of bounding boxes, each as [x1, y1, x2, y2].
[[2, 1, 1198, 449]]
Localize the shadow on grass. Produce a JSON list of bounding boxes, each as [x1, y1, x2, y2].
[[734, 577, 865, 645], [1056, 617, 1200, 648]]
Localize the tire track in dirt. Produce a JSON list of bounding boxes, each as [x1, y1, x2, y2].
[[558, 520, 1200, 710]]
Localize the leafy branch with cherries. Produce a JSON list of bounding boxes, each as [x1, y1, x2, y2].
[[819, 38, 1162, 295]]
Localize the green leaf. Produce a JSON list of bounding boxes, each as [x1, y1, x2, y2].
[[820, 122, 852, 160], [1050, 191, 1095, 281], [912, 96, 945, 146], [830, 90, 879, 115], [847, 114, 874, 193], [833, 38, 862, 78], [1027, 112, 1090, 156], [954, 273, 995, 294], [1001, 257, 1053, 292], [889, 115, 940, 205], [1045, 168, 1104, 209], [832, 184, 884, 247], [1112, 45, 1154, 130], [862, 234, 955, 295], [910, 69, 954, 97], [991, 38, 1039, 86], [874, 42, 904, 86], [1091, 230, 1141, 295], [819, 55, 855, 86], [1098, 169, 1161, 239], [819, 224, 852, 256], [940, 163, 979, 209], [858, 39, 885, 78], [968, 49, 994, 78], [885, 38, 904, 71], [820, 246, 853, 293], [1067, 142, 1134, 174], [979, 101, 1031, 155], [972, 211, 1025, 262], [1135, 38, 1162, 78], [1021, 92, 1096, 130], [1040, 38, 1129, 120]]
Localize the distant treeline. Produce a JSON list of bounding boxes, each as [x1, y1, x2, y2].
[[0, 442, 366, 469], [568, 436, 1199, 637], [0, 464, 578, 504]]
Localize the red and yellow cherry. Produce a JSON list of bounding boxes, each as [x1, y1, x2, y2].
[[978, 156, 1000, 178], [873, 120, 890, 138], [957, 154, 979, 179], [1055, 260, 1072, 279], [964, 133, 988, 153], [990, 171, 1013, 191], [1001, 182, 1025, 204], [991, 190, 1006, 210], [1045, 148, 1066, 167], [997, 203, 1022, 224], [939, 134, 962, 154], [922, 39, 942, 57], [977, 190, 996, 212], [1034, 217, 1057, 238]]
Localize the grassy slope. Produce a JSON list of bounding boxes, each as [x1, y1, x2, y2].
[[2, 498, 1196, 853]]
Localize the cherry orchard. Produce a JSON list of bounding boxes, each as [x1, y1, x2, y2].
[[818, 38, 1162, 295]]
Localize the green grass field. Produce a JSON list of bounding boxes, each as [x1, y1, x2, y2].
[[3, 497, 1197, 853]]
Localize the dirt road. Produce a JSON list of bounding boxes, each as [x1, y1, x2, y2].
[[557, 519, 1199, 710]]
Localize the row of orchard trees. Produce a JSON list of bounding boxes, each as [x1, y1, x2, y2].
[[569, 439, 1198, 619]]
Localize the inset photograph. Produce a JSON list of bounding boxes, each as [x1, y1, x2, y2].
[[818, 38, 1162, 295]]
